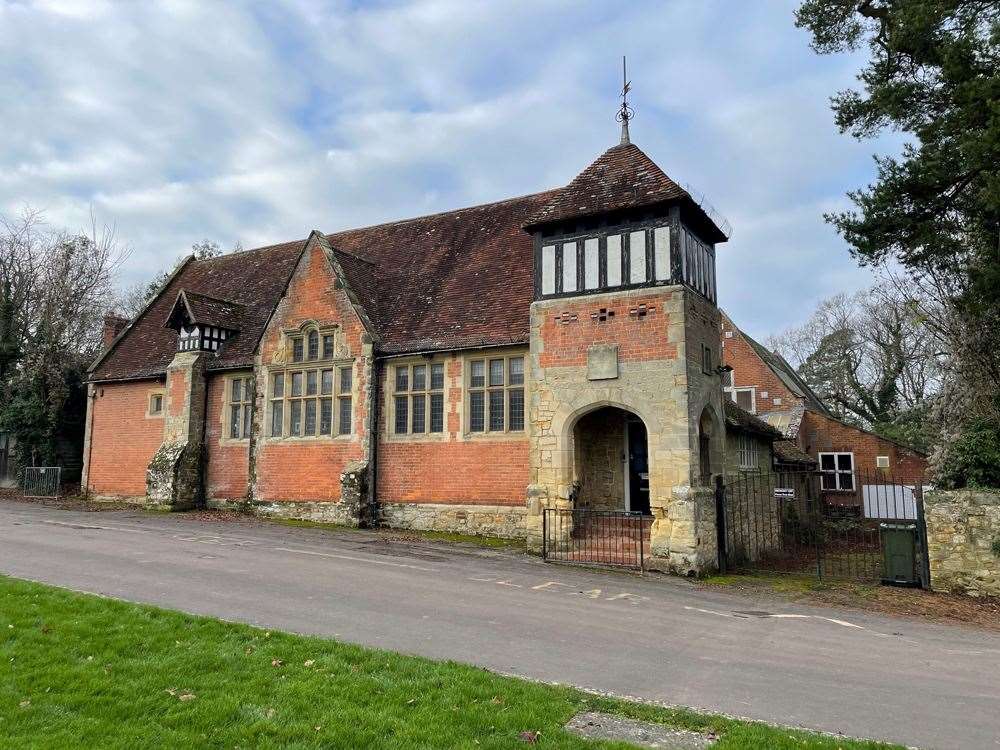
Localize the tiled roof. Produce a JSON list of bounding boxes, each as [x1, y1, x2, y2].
[[91, 192, 555, 381], [724, 399, 783, 439], [525, 143, 688, 229], [166, 289, 247, 331], [91, 240, 305, 381], [773, 440, 817, 466], [90, 141, 719, 381], [326, 191, 555, 354]]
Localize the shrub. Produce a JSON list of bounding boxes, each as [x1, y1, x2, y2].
[[935, 418, 1000, 490]]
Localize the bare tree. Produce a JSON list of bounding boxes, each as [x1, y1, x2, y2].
[[768, 276, 943, 449], [0, 207, 130, 467]]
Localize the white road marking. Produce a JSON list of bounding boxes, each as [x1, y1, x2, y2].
[[685, 606, 866, 630], [273, 547, 438, 572], [685, 606, 733, 618]]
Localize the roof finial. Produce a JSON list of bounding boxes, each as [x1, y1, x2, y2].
[[616, 56, 633, 145]]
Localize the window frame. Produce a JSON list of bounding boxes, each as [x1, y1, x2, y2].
[[465, 353, 526, 436], [285, 323, 340, 365], [389, 359, 447, 439], [726, 385, 757, 414], [146, 390, 165, 418], [818, 451, 855, 491], [266, 361, 355, 441], [737, 433, 758, 470], [701, 343, 714, 375], [224, 374, 254, 441]]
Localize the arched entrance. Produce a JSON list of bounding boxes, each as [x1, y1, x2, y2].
[[572, 406, 650, 515]]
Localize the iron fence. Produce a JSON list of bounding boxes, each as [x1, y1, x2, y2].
[[542, 508, 650, 571], [717, 469, 930, 585], [23, 466, 61, 498]]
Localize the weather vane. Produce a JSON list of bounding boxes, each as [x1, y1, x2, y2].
[[616, 56, 634, 145]]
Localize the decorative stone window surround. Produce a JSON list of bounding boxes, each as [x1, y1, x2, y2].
[[220, 372, 254, 444], [385, 357, 450, 442], [146, 389, 166, 419], [464, 351, 527, 439], [265, 322, 355, 442]]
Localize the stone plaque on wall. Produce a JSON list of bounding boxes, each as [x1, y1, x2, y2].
[[587, 344, 619, 380]]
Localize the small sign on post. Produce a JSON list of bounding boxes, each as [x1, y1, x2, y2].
[[774, 487, 795, 499]]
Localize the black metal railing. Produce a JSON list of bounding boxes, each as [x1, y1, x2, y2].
[[542, 508, 651, 571], [717, 469, 930, 585]]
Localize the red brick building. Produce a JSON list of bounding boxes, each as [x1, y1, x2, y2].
[[82, 134, 750, 573], [719, 313, 928, 502]]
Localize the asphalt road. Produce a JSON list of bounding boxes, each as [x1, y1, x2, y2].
[[1, 501, 998, 749]]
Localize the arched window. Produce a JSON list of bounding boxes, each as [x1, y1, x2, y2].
[[307, 330, 319, 360]]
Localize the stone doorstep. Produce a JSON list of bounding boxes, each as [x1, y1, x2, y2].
[[565, 712, 715, 749]]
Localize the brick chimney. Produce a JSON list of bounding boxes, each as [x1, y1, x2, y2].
[[102, 314, 129, 349]]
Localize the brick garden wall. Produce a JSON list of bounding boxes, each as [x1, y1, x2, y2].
[[85, 379, 164, 499]]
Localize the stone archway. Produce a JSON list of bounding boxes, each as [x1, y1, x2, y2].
[[571, 405, 651, 515]]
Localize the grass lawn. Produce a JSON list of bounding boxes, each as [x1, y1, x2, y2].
[[0, 576, 902, 749]]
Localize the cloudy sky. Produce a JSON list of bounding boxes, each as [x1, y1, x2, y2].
[[0, 0, 897, 338]]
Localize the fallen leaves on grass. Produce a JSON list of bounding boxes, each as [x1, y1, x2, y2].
[[518, 729, 539, 743]]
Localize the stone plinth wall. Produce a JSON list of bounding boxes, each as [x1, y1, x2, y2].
[[925, 489, 1000, 598], [378, 502, 527, 539]]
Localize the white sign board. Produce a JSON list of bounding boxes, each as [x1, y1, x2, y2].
[[863, 484, 918, 520]]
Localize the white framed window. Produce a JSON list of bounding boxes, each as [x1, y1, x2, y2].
[[393, 362, 445, 435], [738, 433, 758, 470], [467, 354, 525, 434], [269, 364, 353, 438], [226, 375, 253, 439], [819, 452, 855, 491]]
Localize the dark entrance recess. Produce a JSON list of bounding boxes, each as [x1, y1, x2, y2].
[[627, 417, 650, 514]]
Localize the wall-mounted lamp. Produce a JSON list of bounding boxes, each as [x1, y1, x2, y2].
[[714, 364, 733, 376]]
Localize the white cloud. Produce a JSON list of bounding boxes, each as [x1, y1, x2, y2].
[[0, 0, 892, 335]]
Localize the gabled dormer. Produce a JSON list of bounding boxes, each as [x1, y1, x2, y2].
[[164, 289, 245, 353], [524, 142, 728, 304]]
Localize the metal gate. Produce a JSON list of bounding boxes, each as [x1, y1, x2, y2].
[[716, 470, 931, 585], [542, 508, 651, 571], [23, 466, 62, 498]]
